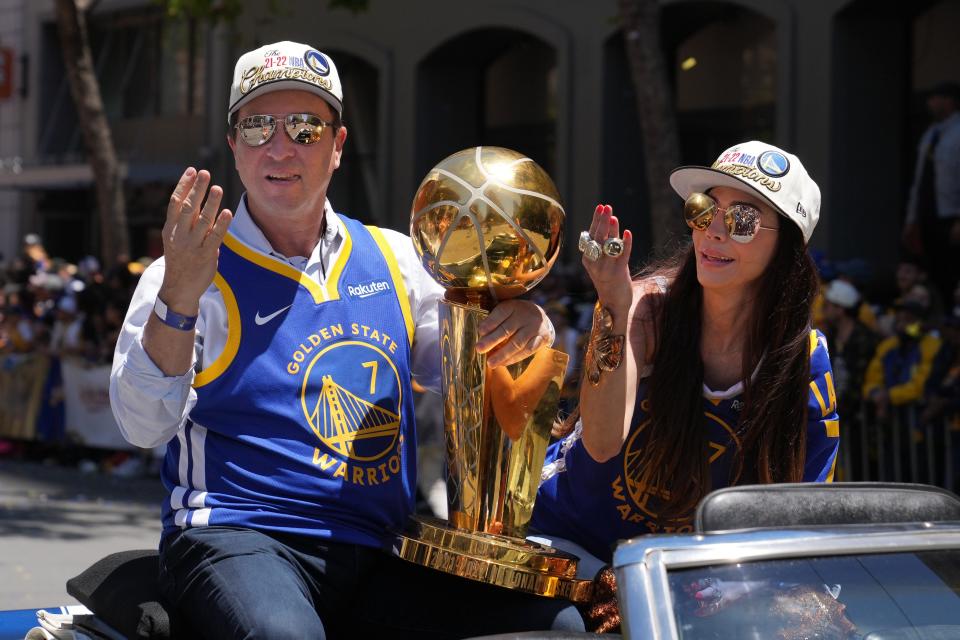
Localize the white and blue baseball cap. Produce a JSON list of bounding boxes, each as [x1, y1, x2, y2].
[[669, 140, 821, 244], [824, 279, 861, 309], [228, 41, 343, 125]]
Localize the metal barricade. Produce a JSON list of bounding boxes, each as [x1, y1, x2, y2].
[[891, 407, 902, 482], [946, 416, 955, 492], [859, 404, 870, 481], [847, 399, 957, 491]]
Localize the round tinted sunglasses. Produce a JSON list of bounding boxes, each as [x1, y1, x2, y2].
[[683, 192, 779, 244], [234, 113, 334, 147]]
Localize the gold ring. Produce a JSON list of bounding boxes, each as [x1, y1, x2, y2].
[[602, 238, 624, 257], [583, 240, 601, 262]]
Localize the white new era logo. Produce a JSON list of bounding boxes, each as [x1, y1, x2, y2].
[[254, 304, 292, 326]]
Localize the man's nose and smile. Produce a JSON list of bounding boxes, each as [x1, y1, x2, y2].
[[260, 125, 306, 190]]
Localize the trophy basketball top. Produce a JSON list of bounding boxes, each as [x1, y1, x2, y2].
[[410, 146, 565, 307]]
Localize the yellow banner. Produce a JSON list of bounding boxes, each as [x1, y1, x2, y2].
[[0, 354, 50, 440]]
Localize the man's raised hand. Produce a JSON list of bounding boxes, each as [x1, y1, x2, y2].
[[159, 167, 233, 312]]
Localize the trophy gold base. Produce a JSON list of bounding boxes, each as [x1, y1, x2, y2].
[[392, 515, 593, 602]]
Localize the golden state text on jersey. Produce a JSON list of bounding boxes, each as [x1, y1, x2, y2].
[[160, 215, 417, 549]]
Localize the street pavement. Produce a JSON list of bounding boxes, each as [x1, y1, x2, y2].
[[0, 459, 165, 610]]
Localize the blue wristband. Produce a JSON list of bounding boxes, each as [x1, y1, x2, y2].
[[154, 297, 198, 331]]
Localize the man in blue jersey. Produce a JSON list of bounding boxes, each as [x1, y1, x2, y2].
[[110, 41, 580, 638]]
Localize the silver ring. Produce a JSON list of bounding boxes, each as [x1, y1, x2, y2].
[[578, 231, 592, 253], [583, 240, 601, 262], [602, 237, 624, 257]]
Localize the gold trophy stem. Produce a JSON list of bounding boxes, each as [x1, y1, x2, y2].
[[393, 300, 592, 601]]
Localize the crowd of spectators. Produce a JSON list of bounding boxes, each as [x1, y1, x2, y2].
[[812, 254, 960, 487], [0, 233, 149, 470], [1, 233, 145, 364]]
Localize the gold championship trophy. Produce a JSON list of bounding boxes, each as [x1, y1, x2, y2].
[[393, 146, 592, 602]]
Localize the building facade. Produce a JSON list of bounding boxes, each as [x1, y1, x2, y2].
[[0, 0, 25, 264]]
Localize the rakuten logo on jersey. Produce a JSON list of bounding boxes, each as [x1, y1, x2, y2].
[[346, 279, 391, 299]]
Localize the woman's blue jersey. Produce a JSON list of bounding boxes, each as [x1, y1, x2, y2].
[[531, 329, 839, 562]]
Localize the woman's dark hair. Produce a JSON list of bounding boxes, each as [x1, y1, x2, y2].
[[641, 218, 818, 522]]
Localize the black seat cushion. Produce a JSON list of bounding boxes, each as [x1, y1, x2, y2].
[[695, 482, 960, 533], [66, 549, 180, 640]]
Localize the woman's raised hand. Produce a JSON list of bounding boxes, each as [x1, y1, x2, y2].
[[577, 205, 651, 461], [581, 204, 633, 309]]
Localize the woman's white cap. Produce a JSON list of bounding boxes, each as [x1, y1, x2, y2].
[[669, 140, 821, 244]]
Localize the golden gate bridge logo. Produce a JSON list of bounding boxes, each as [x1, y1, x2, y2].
[[622, 401, 740, 517], [623, 417, 668, 518], [301, 341, 402, 462]]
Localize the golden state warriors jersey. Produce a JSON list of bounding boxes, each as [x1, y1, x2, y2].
[[531, 330, 839, 562], [160, 215, 417, 548]]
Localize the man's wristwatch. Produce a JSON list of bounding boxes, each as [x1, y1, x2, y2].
[[154, 297, 198, 331]]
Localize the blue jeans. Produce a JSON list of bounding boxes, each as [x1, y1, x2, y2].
[[159, 526, 584, 639], [159, 526, 380, 639]]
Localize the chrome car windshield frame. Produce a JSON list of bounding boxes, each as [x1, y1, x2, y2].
[[612, 522, 960, 640]]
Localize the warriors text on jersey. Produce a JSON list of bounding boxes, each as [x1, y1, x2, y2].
[[160, 215, 416, 548], [531, 329, 839, 562]]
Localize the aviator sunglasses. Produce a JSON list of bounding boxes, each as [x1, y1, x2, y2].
[[234, 113, 334, 147], [683, 192, 779, 244]]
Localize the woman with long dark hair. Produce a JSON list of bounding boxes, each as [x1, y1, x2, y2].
[[531, 141, 839, 592]]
